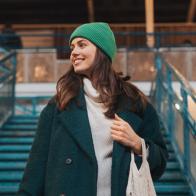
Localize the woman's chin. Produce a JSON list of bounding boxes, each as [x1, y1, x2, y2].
[[74, 68, 86, 75], [74, 68, 82, 73]]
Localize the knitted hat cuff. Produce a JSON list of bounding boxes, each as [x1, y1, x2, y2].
[[69, 22, 117, 61]]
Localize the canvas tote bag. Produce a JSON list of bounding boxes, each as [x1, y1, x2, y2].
[[126, 138, 157, 196]]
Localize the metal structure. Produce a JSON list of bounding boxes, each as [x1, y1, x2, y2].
[[0, 0, 194, 23], [0, 50, 16, 125], [154, 52, 196, 195]]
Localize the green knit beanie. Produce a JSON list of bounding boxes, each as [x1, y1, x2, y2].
[[69, 22, 117, 61]]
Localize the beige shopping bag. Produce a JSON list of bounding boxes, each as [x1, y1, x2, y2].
[[126, 138, 157, 196]]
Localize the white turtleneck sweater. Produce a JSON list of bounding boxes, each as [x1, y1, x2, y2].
[[83, 78, 113, 196]]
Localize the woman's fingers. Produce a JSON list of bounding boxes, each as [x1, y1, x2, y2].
[[111, 133, 131, 147], [114, 113, 122, 121], [111, 129, 127, 138], [111, 124, 125, 131], [112, 120, 121, 126], [111, 114, 142, 154], [111, 125, 130, 140]]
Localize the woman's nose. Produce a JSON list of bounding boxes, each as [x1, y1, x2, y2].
[[71, 46, 80, 56]]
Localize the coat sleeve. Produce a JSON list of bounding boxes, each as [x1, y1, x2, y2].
[[137, 102, 169, 180], [16, 103, 55, 195]]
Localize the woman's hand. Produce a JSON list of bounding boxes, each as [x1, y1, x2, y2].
[[110, 114, 142, 155]]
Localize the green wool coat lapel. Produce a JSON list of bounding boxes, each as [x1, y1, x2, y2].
[[58, 88, 97, 162]]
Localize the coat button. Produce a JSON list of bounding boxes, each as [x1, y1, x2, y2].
[[65, 158, 72, 165]]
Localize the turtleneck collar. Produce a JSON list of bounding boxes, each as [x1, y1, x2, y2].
[[83, 78, 102, 103]]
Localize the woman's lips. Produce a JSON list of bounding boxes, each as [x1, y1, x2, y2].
[[74, 59, 83, 65]]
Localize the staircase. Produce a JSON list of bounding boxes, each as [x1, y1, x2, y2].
[[154, 126, 192, 196], [0, 115, 193, 195], [0, 116, 38, 195]]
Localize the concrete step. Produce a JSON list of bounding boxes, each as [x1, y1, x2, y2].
[[0, 162, 26, 170], [0, 153, 29, 161], [0, 131, 35, 137], [155, 182, 191, 194], [8, 118, 38, 124], [157, 171, 186, 182], [0, 138, 33, 144], [2, 124, 37, 131], [0, 145, 31, 152]]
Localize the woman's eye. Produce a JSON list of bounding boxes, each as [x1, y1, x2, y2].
[[70, 46, 74, 51], [79, 43, 86, 48]]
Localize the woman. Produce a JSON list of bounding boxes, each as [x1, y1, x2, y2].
[[17, 22, 168, 196]]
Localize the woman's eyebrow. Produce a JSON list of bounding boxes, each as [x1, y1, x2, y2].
[[71, 39, 87, 47], [77, 39, 87, 44]]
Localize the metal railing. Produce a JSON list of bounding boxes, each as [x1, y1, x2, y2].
[[0, 50, 17, 126], [14, 96, 51, 116], [154, 52, 196, 195]]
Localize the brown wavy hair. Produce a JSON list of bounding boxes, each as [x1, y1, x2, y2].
[[55, 48, 148, 118]]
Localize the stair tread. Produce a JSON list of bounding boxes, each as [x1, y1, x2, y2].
[[157, 171, 186, 181], [155, 183, 190, 193], [2, 124, 37, 130], [0, 138, 33, 144], [0, 162, 26, 170], [0, 171, 23, 180], [0, 131, 35, 137], [0, 153, 29, 160], [8, 119, 38, 124], [9, 116, 39, 120], [0, 145, 31, 152]]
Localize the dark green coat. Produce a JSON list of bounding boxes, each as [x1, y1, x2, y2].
[[17, 90, 168, 196]]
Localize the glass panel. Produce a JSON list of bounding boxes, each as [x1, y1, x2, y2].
[[162, 49, 196, 81], [174, 108, 184, 155], [0, 77, 13, 125], [187, 95, 196, 121], [15, 97, 50, 116], [16, 49, 158, 83], [127, 51, 156, 81]]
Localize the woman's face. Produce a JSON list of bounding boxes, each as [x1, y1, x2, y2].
[[70, 37, 97, 77]]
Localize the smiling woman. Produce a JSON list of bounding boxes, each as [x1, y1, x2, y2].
[[70, 38, 97, 77], [17, 22, 168, 196]]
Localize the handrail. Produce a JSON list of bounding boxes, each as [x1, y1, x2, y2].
[[160, 54, 196, 102], [0, 51, 16, 62], [14, 96, 51, 116], [155, 52, 196, 136], [154, 52, 196, 195]]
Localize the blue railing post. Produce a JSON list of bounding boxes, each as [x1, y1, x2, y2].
[[32, 98, 37, 116], [166, 67, 174, 138], [180, 87, 190, 178], [155, 53, 162, 114], [11, 52, 17, 116]]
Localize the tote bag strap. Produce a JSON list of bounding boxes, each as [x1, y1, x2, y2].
[[131, 138, 147, 162]]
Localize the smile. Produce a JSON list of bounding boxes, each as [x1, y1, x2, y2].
[[74, 58, 85, 65]]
